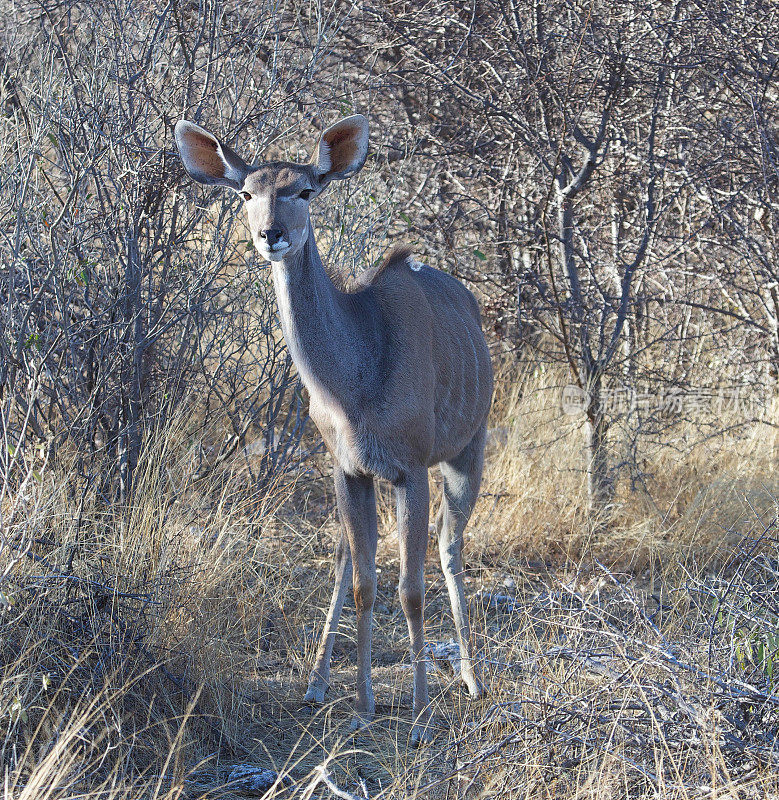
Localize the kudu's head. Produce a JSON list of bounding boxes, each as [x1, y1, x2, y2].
[[174, 116, 369, 263]]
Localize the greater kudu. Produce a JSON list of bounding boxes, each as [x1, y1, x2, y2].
[[175, 115, 493, 743]]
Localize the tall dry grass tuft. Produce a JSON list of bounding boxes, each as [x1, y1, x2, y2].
[[473, 363, 591, 564], [0, 402, 302, 795], [472, 362, 779, 571]]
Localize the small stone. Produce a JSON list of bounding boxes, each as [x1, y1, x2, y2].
[[426, 639, 462, 675], [476, 590, 518, 612], [227, 764, 284, 795]]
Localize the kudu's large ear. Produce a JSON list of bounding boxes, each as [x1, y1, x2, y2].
[[311, 115, 369, 187], [174, 120, 248, 190]]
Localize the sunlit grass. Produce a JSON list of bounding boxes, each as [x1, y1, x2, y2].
[[2, 374, 778, 798]]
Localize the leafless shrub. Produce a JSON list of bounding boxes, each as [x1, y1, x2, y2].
[[360, 1, 779, 521], [0, 0, 364, 503]]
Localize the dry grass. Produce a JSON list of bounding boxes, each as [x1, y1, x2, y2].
[[2, 372, 779, 799]]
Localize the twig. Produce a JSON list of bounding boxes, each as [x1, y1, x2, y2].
[[311, 765, 371, 800]]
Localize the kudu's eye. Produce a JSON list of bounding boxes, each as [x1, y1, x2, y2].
[[299, 189, 315, 200], [240, 191, 252, 202]]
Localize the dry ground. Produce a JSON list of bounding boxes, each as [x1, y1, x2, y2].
[[3, 370, 779, 799]]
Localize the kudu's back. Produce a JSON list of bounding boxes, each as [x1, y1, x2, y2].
[[361, 248, 493, 468]]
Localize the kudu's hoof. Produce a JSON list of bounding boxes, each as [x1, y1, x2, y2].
[[464, 678, 486, 699], [410, 722, 434, 746], [349, 712, 375, 733], [303, 684, 327, 705]]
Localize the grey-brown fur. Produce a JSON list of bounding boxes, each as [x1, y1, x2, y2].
[[175, 115, 493, 744]]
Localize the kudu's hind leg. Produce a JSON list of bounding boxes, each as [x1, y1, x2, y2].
[[396, 468, 433, 744], [304, 530, 351, 704], [438, 423, 487, 698]]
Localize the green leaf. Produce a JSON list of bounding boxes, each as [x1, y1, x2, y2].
[[399, 212, 411, 225], [9, 697, 27, 723], [473, 249, 487, 261], [24, 333, 41, 351]]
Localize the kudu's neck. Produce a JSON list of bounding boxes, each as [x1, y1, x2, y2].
[[270, 222, 383, 409]]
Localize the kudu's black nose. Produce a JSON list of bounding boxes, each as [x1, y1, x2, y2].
[[260, 229, 284, 246]]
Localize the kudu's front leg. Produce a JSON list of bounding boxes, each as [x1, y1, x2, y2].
[[396, 468, 432, 744], [329, 468, 378, 730], [305, 530, 351, 704]]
